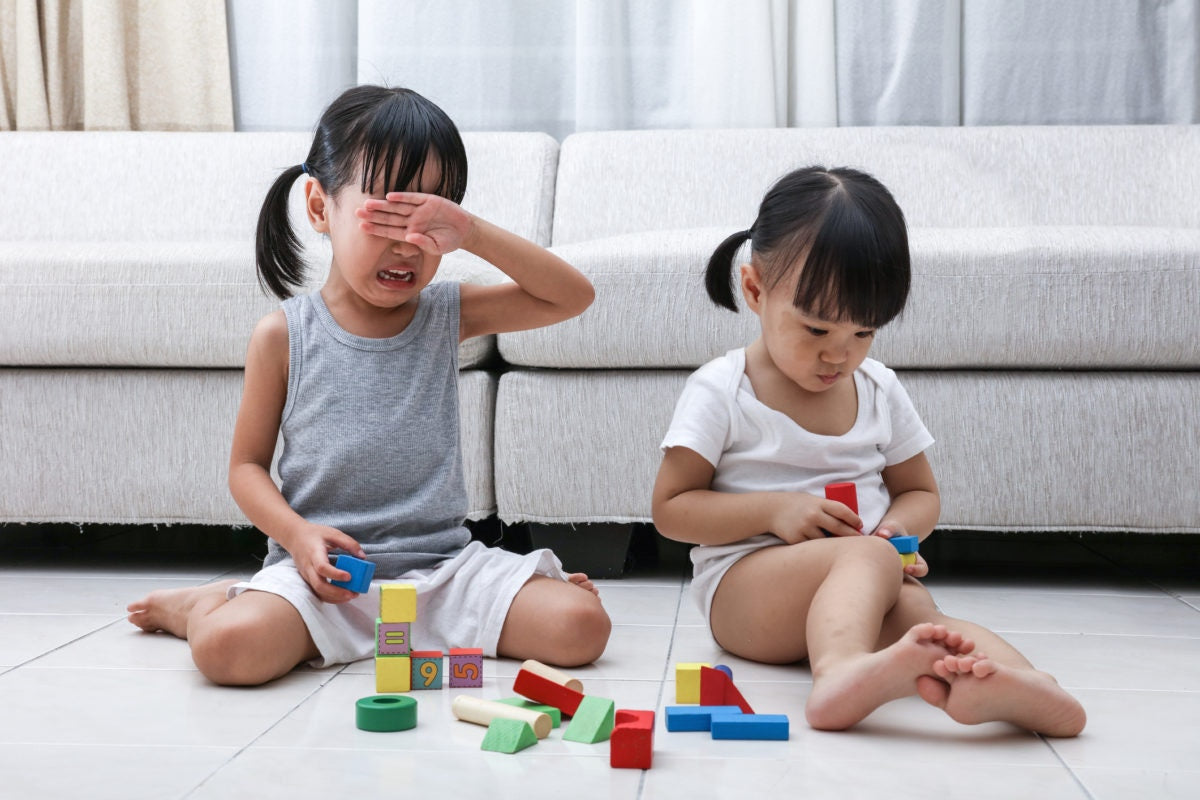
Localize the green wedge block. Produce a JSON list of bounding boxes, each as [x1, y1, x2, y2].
[[497, 697, 563, 728], [481, 718, 538, 753], [563, 696, 615, 743]]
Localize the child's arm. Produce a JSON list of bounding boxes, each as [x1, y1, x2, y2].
[[228, 312, 366, 603], [652, 446, 863, 545], [872, 451, 941, 576], [357, 192, 594, 340]]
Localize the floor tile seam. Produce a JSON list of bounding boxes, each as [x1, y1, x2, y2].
[[181, 664, 351, 800], [984, 628, 1200, 637], [926, 587, 1179, 598], [1040, 733, 1100, 800], [637, 580, 687, 800], [4, 616, 130, 670], [0, 611, 124, 618]]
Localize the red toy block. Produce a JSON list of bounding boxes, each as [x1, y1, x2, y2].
[[824, 482, 858, 514], [513, 666, 584, 717], [448, 648, 483, 688], [610, 709, 654, 770], [699, 666, 754, 714]]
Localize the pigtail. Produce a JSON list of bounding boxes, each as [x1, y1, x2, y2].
[[704, 229, 753, 312], [255, 164, 307, 300]]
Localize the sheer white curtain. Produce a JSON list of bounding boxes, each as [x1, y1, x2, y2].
[[226, 0, 1200, 135]]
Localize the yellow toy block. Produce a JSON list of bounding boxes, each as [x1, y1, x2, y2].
[[675, 662, 710, 704], [381, 583, 417, 623], [376, 656, 412, 693], [901, 552, 917, 567]]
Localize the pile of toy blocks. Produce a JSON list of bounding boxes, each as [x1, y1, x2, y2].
[[665, 662, 789, 740], [451, 659, 655, 769]]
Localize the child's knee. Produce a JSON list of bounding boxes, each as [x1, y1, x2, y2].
[[190, 619, 276, 686], [552, 593, 612, 667]]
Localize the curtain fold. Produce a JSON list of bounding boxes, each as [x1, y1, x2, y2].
[[224, 0, 1199, 135], [1, 0, 234, 131]]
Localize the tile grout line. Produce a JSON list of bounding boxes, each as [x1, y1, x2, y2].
[[179, 664, 350, 800], [636, 569, 687, 800], [1040, 733, 1098, 800]]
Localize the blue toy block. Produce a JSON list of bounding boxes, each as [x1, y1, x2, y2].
[[713, 664, 734, 680], [887, 535, 919, 554], [331, 554, 374, 593], [664, 705, 743, 732], [710, 713, 790, 741]]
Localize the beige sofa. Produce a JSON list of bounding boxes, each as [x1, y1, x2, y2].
[[3, 126, 1197, 574]]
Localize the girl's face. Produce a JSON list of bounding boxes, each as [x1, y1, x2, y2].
[[306, 157, 445, 310], [741, 262, 876, 394]]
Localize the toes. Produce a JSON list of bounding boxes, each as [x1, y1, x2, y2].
[[971, 659, 998, 679]]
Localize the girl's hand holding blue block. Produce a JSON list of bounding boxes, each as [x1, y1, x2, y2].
[[330, 554, 375, 594]]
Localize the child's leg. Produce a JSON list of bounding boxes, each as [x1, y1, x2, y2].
[[128, 583, 319, 686], [710, 535, 968, 730], [497, 575, 611, 668], [879, 579, 1087, 737]]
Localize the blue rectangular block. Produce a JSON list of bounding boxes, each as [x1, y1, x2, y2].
[[665, 705, 743, 732], [710, 713, 789, 741], [887, 535, 919, 555], [330, 554, 375, 593]]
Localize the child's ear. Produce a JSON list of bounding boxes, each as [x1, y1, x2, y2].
[[740, 263, 765, 313], [304, 179, 330, 233]]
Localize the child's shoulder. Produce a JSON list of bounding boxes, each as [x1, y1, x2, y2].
[[856, 357, 900, 388], [689, 348, 747, 393]]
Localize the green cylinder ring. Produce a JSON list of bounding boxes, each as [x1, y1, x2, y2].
[[356, 695, 418, 732]]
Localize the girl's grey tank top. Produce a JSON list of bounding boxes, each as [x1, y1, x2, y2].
[[262, 282, 471, 575]]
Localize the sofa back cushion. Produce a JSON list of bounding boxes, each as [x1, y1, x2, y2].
[[551, 126, 1200, 244], [0, 131, 558, 367]]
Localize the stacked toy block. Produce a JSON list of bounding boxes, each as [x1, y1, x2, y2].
[[824, 482, 921, 564], [372, 582, 482, 694], [667, 662, 789, 741]]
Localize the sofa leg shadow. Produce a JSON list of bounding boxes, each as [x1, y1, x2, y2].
[[525, 522, 634, 578]]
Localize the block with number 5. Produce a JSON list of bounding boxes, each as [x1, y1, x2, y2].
[[448, 647, 484, 688]]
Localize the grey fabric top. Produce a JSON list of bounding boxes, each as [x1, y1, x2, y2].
[[264, 282, 471, 574]]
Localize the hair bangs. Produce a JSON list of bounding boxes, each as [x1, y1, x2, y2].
[[791, 178, 910, 328], [359, 94, 467, 203]]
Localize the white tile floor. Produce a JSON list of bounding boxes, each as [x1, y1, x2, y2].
[[2, 527, 1198, 800]]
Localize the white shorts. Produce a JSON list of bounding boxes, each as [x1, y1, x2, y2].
[[689, 533, 786, 624], [228, 540, 569, 668]]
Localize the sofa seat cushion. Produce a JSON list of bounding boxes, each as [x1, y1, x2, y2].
[[498, 226, 1200, 370], [1, 242, 500, 368]]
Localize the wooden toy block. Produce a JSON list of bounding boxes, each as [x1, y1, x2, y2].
[[824, 482, 858, 513], [480, 718, 538, 753], [410, 650, 444, 690], [376, 655, 412, 693], [380, 582, 417, 622], [375, 655, 411, 693], [448, 648, 483, 688], [699, 666, 755, 714], [610, 709, 654, 769], [674, 662, 710, 704], [452, 695, 553, 739], [888, 535, 919, 554], [375, 620, 411, 656], [355, 694, 418, 732], [330, 554, 374, 593], [710, 713, 789, 741], [514, 665, 585, 716], [824, 482, 862, 533], [713, 664, 734, 679], [901, 552, 918, 567], [498, 697, 562, 728], [563, 696, 616, 743], [664, 706, 743, 732], [517, 659, 584, 692]]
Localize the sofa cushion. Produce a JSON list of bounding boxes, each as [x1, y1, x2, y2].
[[494, 369, 1200, 531], [0, 244, 500, 368], [498, 226, 1200, 370], [551, 127, 1200, 245]]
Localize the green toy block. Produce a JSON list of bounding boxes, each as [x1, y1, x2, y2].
[[498, 697, 562, 728], [480, 718, 538, 754], [563, 696, 615, 744]]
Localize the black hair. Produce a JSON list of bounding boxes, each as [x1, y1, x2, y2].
[[705, 166, 910, 328], [255, 85, 469, 299]]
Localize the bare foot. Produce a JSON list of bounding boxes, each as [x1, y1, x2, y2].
[[567, 572, 599, 597], [806, 623, 973, 730], [126, 580, 239, 639], [924, 653, 1087, 737]]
